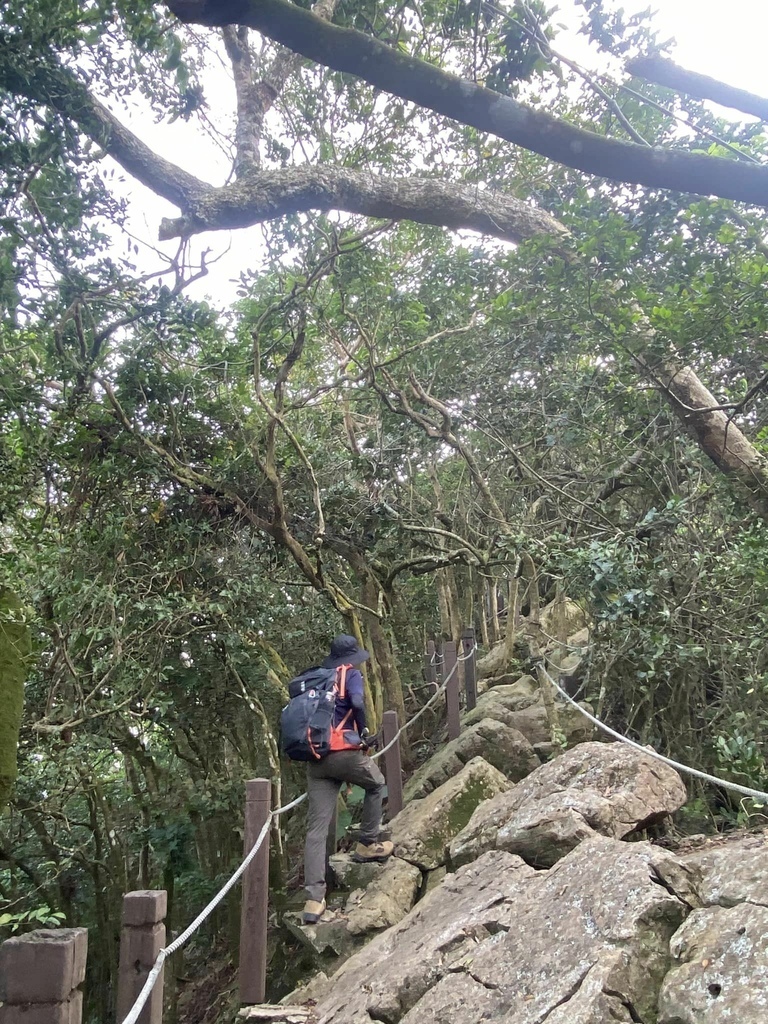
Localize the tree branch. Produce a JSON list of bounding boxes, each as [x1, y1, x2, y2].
[[0, 49, 207, 210], [167, 0, 768, 206], [3, 37, 564, 247], [627, 56, 768, 122], [222, 25, 262, 173], [157, 165, 568, 243]]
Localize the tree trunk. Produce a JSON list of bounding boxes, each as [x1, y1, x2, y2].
[[445, 567, 462, 642], [436, 571, 453, 642], [0, 588, 30, 812], [487, 579, 500, 645], [647, 357, 768, 517]]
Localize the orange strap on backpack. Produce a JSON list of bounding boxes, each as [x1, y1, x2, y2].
[[329, 663, 362, 752]]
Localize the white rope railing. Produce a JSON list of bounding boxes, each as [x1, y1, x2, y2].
[[122, 644, 474, 1024], [537, 661, 768, 804]]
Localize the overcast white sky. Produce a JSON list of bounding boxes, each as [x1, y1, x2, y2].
[[113, 0, 768, 305]]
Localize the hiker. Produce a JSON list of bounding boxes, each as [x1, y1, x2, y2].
[[300, 634, 394, 925]]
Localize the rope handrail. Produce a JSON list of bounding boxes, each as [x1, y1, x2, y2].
[[122, 645, 472, 1024], [537, 661, 768, 804]]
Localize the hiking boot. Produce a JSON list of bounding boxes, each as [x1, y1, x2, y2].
[[302, 898, 326, 925], [352, 840, 394, 864]]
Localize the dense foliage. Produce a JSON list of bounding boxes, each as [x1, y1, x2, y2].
[[2, 0, 768, 1018]]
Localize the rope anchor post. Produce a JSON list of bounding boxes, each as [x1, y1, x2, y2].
[[382, 710, 404, 818], [444, 641, 460, 740], [239, 778, 272, 1006], [461, 627, 477, 712], [117, 891, 167, 1024]]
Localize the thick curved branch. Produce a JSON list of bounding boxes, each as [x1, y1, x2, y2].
[[628, 56, 768, 122], [166, 0, 768, 206], [0, 49, 207, 210], [158, 165, 568, 242], [1, 41, 566, 246]]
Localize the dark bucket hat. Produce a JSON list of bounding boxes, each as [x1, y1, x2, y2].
[[321, 634, 370, 669]]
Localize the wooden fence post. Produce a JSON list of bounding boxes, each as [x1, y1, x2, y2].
[[0, 927, 87, 1024], [117, 891, 166, 1024], [239, 778, 271, 1006], [462, 627, 477, 713], [381, 710, 404, 818], [444, 640, 460, 740], [424, 640, 437, 691]]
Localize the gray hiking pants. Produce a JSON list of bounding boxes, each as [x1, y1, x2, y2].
[[304, 749, 386, 903]]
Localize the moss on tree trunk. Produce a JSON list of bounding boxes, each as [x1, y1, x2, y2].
[[0, 587, 30, 811]]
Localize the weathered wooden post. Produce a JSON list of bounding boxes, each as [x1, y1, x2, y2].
[[424, 639, 438, 691], [444, 640, 460, 740], [381, 710, 404, 818], [239, 778, 271, 1006], [117, 891, 166, 1024], [461, 627, 477, 712], [0, 928, 87, 1024]]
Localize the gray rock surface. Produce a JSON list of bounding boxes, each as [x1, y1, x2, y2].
[[539, 597, 590, 641], [464, 676, 538, 718], [659, 902, 768, 1022], [403, 718, 538, 800], [391, 756, 510, 870], [281, 971, 331, 1008], [682, 833, 768, 907], [284, 913, 362, 962], [344, 858, 422, 936], [465, 678, 594, 749], [311, 837, 696, 1024], [328, 854, 386, 892], [450, 740, 687, 868], [476, 670, 537, 696]]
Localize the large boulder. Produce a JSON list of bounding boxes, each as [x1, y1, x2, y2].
[[283, 913, 362, 962], [328, 854, 386, 892], [403, 719, 539, 800], [305, 850, 534, 1024], [344, 858, 422, 936], [391, 756, 510, 870], [538, 597, 590, 642], [465, 679, 595, 750], [450, 740, 688, 868], [659, 903, 768, 1022], [681, 833, 768, 908], [308, 837, 697, 1024], [465, 675, 538, 712]]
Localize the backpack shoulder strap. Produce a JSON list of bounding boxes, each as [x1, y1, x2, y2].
[[336, 664, 351, 699]]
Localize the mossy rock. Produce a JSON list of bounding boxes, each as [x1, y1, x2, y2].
[[391, 756, 511, 870]]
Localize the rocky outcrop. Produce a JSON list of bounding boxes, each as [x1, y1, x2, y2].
[[391, 756, 510, 870], [402, 719, 538, 800], [682, 833, 768, 908], [463, 676, 595, 752], [450, 740, 687, 868], [311, 837, 698, 1024], [467, 673, 537, 707], [659, 902, 768, 1022], [654, 833, 768, 1021], [344, 858, 422, 935], [539, 597, 590, 642]]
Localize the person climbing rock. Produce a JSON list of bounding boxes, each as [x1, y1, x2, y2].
[[302, 634, 394, 925]]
